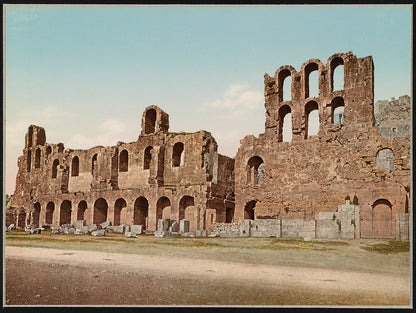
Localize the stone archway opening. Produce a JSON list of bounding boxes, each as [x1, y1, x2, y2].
[[134, 197, 148, 229], [114, 198, 128, 226], [33, 202, 41, 227], [60, 200, 72, 226], [156, 196, 171, 222], [46, 202, 55, 225], [244, 200, 257, 220], [93, 198, 108, 225], [179, 196, 196, 231]]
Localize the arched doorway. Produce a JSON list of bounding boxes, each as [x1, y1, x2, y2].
[[361, 199, 394, 239], [77, 201, 88, 221], [33, 202, 41, 227], [114, 198, 128, 226], [134, 197, 148, 229], [179, 196, 196, 232], [244, 200, 256, 220], [156, 197, 171, 221], [93, 198, 108, 224], [60, 200, 72, 225], [46, 202, 55, 225]]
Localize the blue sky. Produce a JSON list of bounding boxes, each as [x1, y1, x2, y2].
[[4, 5, 412, 195]]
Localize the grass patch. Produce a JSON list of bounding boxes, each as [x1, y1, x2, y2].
[[360, 240, 410, 254]]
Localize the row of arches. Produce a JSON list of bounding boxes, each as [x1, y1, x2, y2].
[[278, 57, 345, 102], [31, 194, 198, 231], [278, 97, 345, 142], [26, 144, 58, 172]]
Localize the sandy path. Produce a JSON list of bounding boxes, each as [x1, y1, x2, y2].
[[6, 246, 410, 297]]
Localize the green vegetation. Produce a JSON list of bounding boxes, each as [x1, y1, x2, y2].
[[360, 240, 410, 254], [5, 194, 11, 206]]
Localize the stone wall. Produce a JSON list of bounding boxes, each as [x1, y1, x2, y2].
[[234, 52, 410, 240], [374, 95, 411, 138], [210, 202, 409, 241], [6, 106, 235, 232]]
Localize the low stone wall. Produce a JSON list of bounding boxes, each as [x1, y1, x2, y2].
[[210, 203, 361, 240], [396, 213, 410, 242]]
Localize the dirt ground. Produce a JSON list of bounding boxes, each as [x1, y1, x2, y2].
[[4, 233, 412, 306]]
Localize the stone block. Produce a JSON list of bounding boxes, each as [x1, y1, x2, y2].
[[61, 224, 74, 229], [195, 230, 207, 237], [25, 224, 36, 232], [124, 225, 131, 232], [30, 228, 42, 234], [76, 220, 85, 228], [182, 232, 195, 237], [238, 220, 251, 237], [170, 221, 179, 232], [154, 231, 171, 237], [112, 225, 125, 233], [74, 228, 88, 235], [179, 220, 190, 233], [250, 219, 281, 237], [100, 221, 111, 229], [130, 225, 143, 235], [91, 229, 106, 236], [88, 224, 98, 233], [158, 219, 171, 232], [8, 224, 16, 231], [124, 231, 136, 238], [51, 227, 63, 234]]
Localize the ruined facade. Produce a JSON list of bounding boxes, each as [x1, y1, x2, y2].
[[6, 106, 235, 232], [6, 51, 411, 240], [234, 51, 410, 239]]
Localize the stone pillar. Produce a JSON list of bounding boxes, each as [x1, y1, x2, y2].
[[147, 200, 157, 231]]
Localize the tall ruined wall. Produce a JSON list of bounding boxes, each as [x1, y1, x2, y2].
[[234, 52, 410, 239], [7, 106, 235, 232], [374, 95, 411, 138]]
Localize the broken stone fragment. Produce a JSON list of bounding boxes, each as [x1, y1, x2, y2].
[[91, 229, 106, 236]]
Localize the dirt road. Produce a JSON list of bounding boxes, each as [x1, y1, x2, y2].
[[5, 246, 411, 306]]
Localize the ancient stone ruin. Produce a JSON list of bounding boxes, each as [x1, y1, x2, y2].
[[6, 51, 411, 241]]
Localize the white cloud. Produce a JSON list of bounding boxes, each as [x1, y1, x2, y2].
[[200, 83, 263, 113]]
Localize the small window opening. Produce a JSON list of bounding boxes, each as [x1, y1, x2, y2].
[[27, 150, 32, 172], [172, 142, 184, 167], [91, 154, 98, 175], [119, 150, 129, 172], [144, 146, 152, 170], [35, 148, 41, 168], [52, 159, 59, 178], [71, 156, 79, 177]]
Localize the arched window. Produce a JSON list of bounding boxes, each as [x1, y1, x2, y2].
[[52, 159, 59, 178], [119, 150, 128, 172], [331, 97, 345, 125], [376, 148, 395, 173], [27, 150, 32, 172], [144, 109, 157, 134], [278, 69, 292, 102], [91, 154, 98, 175], [172, 142, 184, 167], [331, 57, 344, 92], [71, 156, 79, 177], [304, 63, 319, 98], [35, 148, 41, 168], [278, 105, 292, 142], [46, 146, 52, 156], [144, 146, 152, 169], [305, 101, 319, 138], [247, 156, 264, 185]]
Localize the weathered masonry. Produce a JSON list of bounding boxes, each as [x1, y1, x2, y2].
[[6, 106, 235, 232], [233, 52, 410, 240], [6, 51, 411, 241]]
